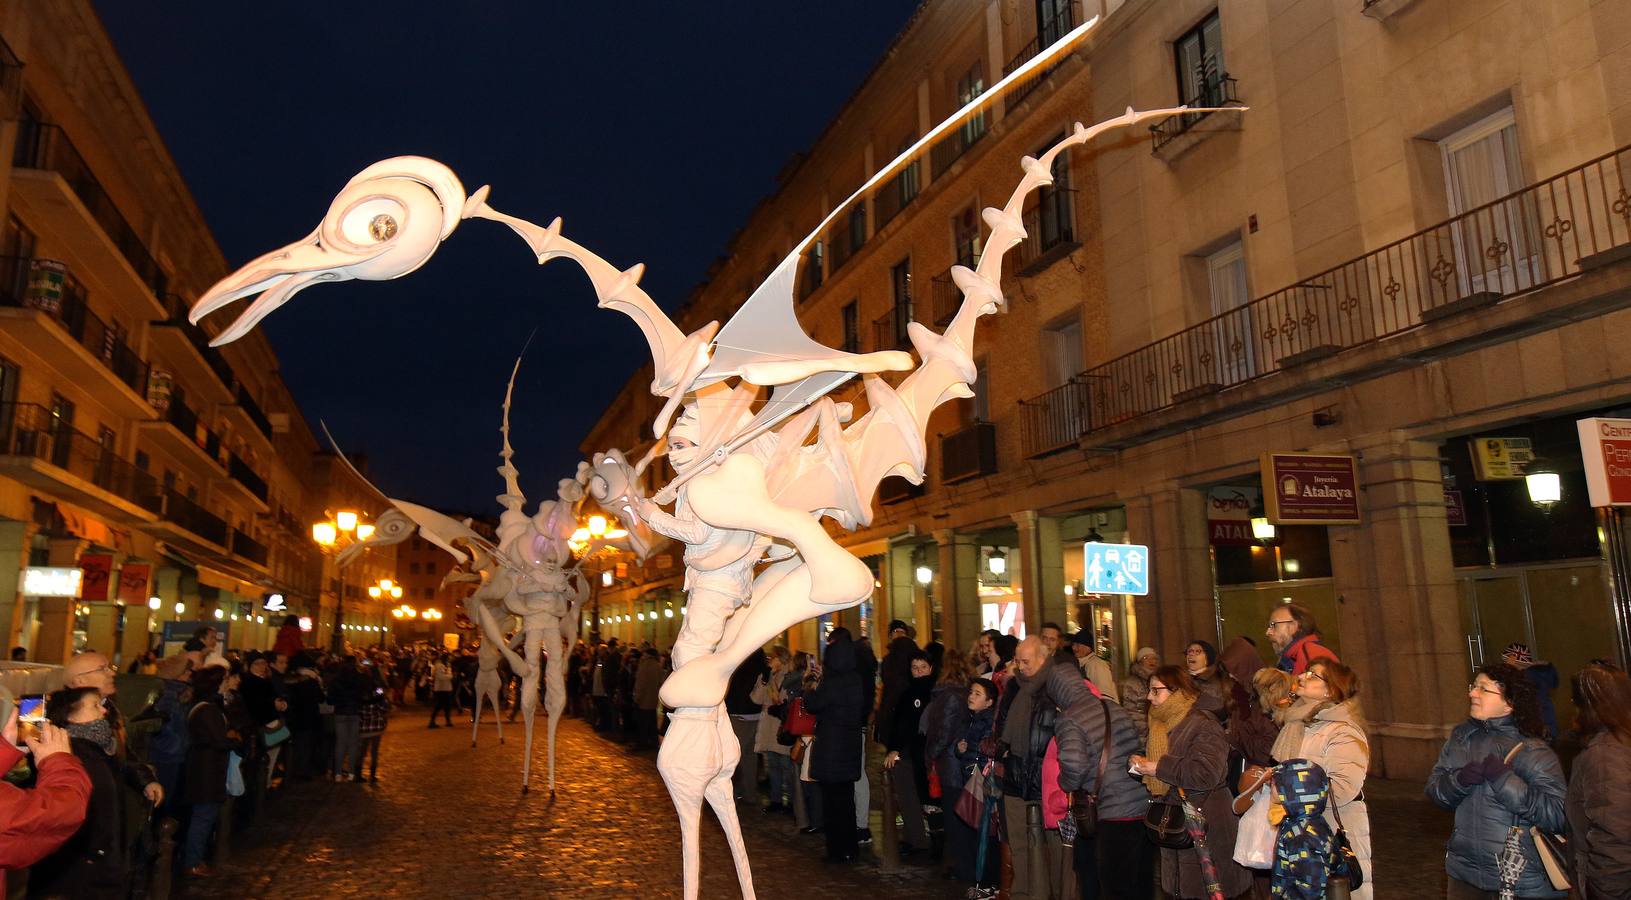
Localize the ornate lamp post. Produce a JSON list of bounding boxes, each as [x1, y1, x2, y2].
[[311, 509, 383, 652]]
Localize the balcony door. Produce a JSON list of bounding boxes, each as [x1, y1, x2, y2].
[[1440, 108, 1541, 297], [1207, 240, 1257, 384], [48, 393, 74, 469]]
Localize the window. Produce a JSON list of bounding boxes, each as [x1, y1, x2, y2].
[[134, 450, 148, 472], [1037, 0, 1076, 46], [953, 207, 983, 269], [957, 64, 987, 145], [409, 562, 421, 575], [1174, 10, 1225, 107], [423, 587, 434, 600], [0, 355, 16, 447], [897, 137, 920, 207], [971, 361, 990, 423], [1439, 107, 1539, 295], [848, 203, 867, 254], [1041, 317, 1083, 389], [890, 257, 913, 346], [841, 300, 860, 353], [47, 393, 73, 469], [800, 240, 824, 299], [1206, 240, 1256, 383], [1036, 136, 1075, 252]]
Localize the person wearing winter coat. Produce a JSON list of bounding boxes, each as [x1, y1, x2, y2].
[[1044, 657, 1148, 899], [725, 650, 771, 803], [147, 654, 193, 804], [883, 650, 934, 853], [0, 687, 92, 875], [1120, 647, 1159, 746], [181, 664, 246, 877], [1427, 662, 1567, 899], [283, 654, 327, 779], [924, 648, 974, 798], [1265, 603, 1338, 677], [1263, 660, 1373, 899], [753, 647, 794, 811], [1566, 663, 1631, 899], [1130, 666, 1254, 899], [1503, 643, 1562, 741], [272, 615, 304, 658], [29, 686, 162, 898], [1184, 640, 1228, 720], [875, 631, 920, 747], [633, 649, 666, 751], [994, 636, 1061, 899], [804, 634, 865, 862], [950, 678, 999, 889], [1218, 636, 1277, 768]]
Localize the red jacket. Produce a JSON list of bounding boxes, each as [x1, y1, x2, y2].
[[273, 624, 305, 658], [1276, 633, 1338, 676], [0, 742, 92, 871]]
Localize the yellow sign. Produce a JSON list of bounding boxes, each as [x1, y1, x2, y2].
[[1469, 437, 1534, 481], [441, 632, 461, 651]]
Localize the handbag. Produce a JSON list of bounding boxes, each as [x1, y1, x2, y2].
[[1327, 795, 1364, 890], [263, 718, 291, 748], [782, 697, 816, 736], [1530, 827, 1571, 891], [1144, 789, 1193, 849]]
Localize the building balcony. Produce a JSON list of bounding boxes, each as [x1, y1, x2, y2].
[[1150, 75, 1245, 161], [1016, 188, 1080, 276], [873, 305, 913, 352], [220, 452, 270, 511], [0, 402, 162, 524], [0, 256, 154, 419], [1362, 0, 1423, 21], [10, 121, 167, 318], [873, 163, 921, 232], [930, 266, 967, 327], [941, 421, 997, 484], [148, 294, 237, 405], [930, 116, 988, 180], [222, 384, 274, 450], [877, 476, 926, 506], [152, 489, 229, 552], [137, 398, 226, 474], [230, 527, 270, 569], [1002, 1, 1082, 114], [1018, 143, 1631, 451]]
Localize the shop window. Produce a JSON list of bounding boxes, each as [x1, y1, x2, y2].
[[1213, 524, 1333, 585], [1444, 424, 1601, 567]]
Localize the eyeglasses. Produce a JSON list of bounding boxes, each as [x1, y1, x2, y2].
[[1267, 619, 1296, 628], [1299, 671, 1327, 683], [1468, 682, 1503, 696], [1149, 684, 1171, 695]]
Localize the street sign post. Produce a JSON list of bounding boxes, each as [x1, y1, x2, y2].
[[1082, 541, 1149, 596]]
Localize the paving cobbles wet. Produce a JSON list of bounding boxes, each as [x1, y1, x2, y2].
[[177, 706, 1454, 899]]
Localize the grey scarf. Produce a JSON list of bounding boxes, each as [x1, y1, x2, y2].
[[1001, 663, 1049, 757], [67, 717, 117, 757]]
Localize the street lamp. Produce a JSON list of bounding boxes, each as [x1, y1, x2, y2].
[[1527, 470, 1562, 510]]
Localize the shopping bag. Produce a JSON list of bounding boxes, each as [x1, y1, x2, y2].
[[955, 760, 990, 828], [225, 750, 246, 797], [1232, 784, 1276, 869]]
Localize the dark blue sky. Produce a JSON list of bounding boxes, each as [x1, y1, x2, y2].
[[93, 3, 917, 511]]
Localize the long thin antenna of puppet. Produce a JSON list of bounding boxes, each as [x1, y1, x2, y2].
[[496, 332, 536, 515]]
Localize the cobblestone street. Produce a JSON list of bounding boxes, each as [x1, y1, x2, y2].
[[176, 705, 1456, 899]]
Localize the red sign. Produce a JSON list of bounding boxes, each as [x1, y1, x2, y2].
[[1578, 417, 1631, 507], [79, 553, 113, 602], [118, 563, 152, 604], [1261, 453, 1362, 525]]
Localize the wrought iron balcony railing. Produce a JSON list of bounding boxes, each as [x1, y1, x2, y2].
[[1017, 188, 1078, 272], [930, 114, 988, 179], [231, 527, 269, 566], [163, 489, 228, 546], [0, 402, 162, 512], [941, 420, 998, 484], [1150, 75, 1242, 153], [160, 293, 238, 391], [234, 384, 273, 437], [873, 305, 913, 352], [1018, 143, 1631, 457], [12, 121, 168, 298], [1002, 1, 1082, 113], [228, 452, 269, 502], [0, 256, 151, 396]]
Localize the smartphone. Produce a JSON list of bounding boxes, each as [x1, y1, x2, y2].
[[16, 695, 44, 744]]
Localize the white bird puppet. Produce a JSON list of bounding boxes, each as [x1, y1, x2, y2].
[[190, 12, 1239, 894]]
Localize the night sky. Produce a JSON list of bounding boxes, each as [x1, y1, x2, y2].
[[92, 3, 918, 512]]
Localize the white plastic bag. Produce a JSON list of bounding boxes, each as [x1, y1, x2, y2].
[[1233, 784, 1277, 869]]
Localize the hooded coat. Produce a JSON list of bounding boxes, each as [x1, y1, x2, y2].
[[924, 680, 970, 790], [1152, 691, 1254, 899], [805, 638, 864, 783], [1289, 700, 1373, 899], [1218, 636, 1276, 766], [1426, 715, 1567, 897], [1043, 662, 1145, 821], [875, 635, 919, 746]]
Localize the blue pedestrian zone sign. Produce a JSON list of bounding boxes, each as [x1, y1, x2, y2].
[[1082, 542, 1150, 596]]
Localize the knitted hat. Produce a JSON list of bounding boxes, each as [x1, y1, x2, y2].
[[1136, 646, 1159, 661], [1502, 643, 1534, 666]]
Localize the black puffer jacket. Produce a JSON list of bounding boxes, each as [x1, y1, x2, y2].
[[875, 636, 918, 745], [26, 736, 143, 897], [805, 639, 864, 783], [1427, 715, 1567, 897], [1042, 663, 1144, 821]]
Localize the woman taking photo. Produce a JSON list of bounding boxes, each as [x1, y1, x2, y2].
[[1129, 666, 1252, 899], [1427, 663, 1567, 899], [1566, 662, 1631, 898]]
